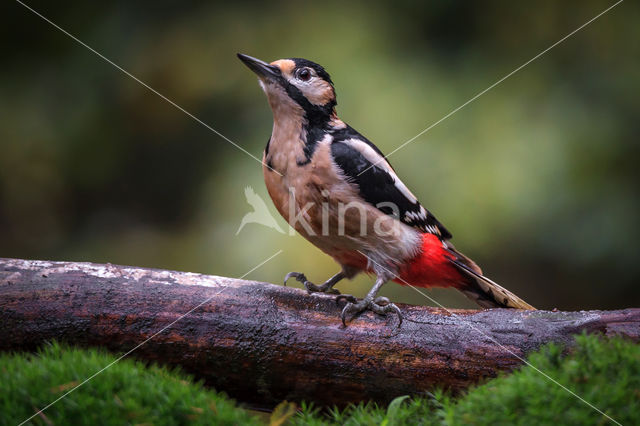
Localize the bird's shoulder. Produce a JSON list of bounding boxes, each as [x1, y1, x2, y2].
[[328, 124, 389, 166], [327, 122, 452, 239]]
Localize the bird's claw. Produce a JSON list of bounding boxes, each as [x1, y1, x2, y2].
[[306, 282, 341, 295], [283, 272, 340, 294], [335, 294, 358, 305], [284, 271, 305, 286], [374, 296, 391, 306], [338, 296, 403, 327]]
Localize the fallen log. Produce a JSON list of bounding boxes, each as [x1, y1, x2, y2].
[[1, 257, 638, 409]]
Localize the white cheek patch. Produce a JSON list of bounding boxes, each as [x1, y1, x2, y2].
[[288, 77, 334, 106]]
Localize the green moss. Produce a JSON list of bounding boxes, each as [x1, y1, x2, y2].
[[296, 333, 639, 425], [444, 333, 639, 425], [293, 396, 441, 426], [1, 334, 637, 425], [0, 342, 260, 426]]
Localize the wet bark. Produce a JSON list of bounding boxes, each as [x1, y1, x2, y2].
[[1, 258, 638, 409]]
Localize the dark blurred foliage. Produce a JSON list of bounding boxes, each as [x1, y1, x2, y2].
[[1, 0, 638, 310]]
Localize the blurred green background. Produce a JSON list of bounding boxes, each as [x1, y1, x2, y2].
[[2, 0, 638, 310]]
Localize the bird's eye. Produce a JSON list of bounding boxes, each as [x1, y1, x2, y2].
[[298, 68, 312, 81]]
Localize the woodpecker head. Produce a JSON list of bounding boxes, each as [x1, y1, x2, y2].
[[238, 53, 336, 126]]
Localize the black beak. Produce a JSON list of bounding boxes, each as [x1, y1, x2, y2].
[[237, 53, 281, 79]]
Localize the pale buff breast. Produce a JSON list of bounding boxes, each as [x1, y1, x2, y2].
[[263, 135, 421, 272]]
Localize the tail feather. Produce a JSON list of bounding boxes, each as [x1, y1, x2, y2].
[[446, 245, 535, 310], [398, 234, 535, 310]]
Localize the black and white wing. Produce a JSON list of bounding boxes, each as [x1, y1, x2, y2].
[[330, 129, 452, 239]]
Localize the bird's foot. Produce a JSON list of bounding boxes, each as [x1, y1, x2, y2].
[[336, 294, 403, 327], [283, 272, 341, 295]]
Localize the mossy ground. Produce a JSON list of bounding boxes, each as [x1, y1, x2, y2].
[[294, 333, 639, 425], [1, 334, 637, 425], [0, 343, 261, 426]]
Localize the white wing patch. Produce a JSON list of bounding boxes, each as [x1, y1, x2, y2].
[[330, 136, 452, 239], [340, 138, 420, 206]]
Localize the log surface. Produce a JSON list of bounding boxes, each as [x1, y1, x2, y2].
[[1, 258, 638, 408]]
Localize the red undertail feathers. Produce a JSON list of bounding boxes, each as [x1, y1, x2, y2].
[[396, 234, 535, 310]]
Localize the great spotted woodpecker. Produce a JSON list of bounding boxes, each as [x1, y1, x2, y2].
[[238, 53, 535, 326]]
